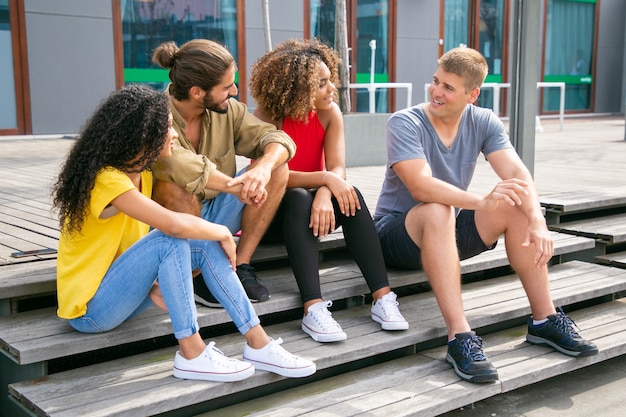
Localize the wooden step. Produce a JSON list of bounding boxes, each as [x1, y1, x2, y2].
[[7, 261, 626, 417], [0, 233, 595, 367], [595, 250, 626, 269], [549, 212, 626, 245], [194, 299, 626, 417], [540, 187, 626, 224]]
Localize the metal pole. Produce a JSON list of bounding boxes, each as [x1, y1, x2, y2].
[[369, 40, 376, 113], [509, 0, 541, 176]]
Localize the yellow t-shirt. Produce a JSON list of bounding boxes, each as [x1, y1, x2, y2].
[[56, 168, 152, 319]]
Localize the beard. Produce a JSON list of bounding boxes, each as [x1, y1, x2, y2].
[[203, 95, 230, 114]]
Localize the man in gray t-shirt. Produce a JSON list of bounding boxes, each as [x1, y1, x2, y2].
[[374, 47, 597, 384]]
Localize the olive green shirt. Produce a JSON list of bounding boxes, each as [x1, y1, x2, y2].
[[153, 93, 296, 201]]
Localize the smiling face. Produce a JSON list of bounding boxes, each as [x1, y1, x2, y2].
[[202, 64, 238, 114], [313, 61, 336, 111], [427, 67, 480, 121]]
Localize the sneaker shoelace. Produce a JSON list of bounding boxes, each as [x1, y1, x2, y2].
[[460, 336, 487, 361], [378, 293, 401, 316], [311, 301, 338, 328], [267, 338, 298, 362], [552, 308, 582, 337], [238, 264, 262, 284]]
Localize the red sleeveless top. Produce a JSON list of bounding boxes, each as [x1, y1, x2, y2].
[[282, 111, 325, 172]]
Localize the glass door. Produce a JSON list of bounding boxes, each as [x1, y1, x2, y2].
[[543, 0, 596, 113], [442, 0, 507, 114], [1, 0, 29, 135]]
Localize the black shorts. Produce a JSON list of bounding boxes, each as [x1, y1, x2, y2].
[[377, 209, 497, 270]]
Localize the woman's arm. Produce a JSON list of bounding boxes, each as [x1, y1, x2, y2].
[[110, 189, 236, 269]]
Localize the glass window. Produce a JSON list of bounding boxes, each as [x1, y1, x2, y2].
[[310, 0, 391, 113], [0, 0, 17, 130], [121, 0, 238, 91], [354, 0, 389, 113], [543, 0, 595, 112], [443, 0, 506, 113]]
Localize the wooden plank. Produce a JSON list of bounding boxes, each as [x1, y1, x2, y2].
[[540, 187, 626, 214], [549, 213, 626, 244], [595, 250, 626, 268]]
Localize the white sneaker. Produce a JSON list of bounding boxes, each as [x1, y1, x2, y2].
[[371, 291, 409, 330], [301, 300, 347, 342], [243, 337, 316, 378], [173, 341, 255, 382]]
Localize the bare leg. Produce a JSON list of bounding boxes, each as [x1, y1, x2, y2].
[[406, 203, 471, 340], [237, 163, 289, 264], [475, 205, 556, 321]]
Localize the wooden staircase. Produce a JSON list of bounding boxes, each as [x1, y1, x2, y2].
[[2, 189, 626, 416]]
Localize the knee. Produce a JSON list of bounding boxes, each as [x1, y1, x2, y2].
[[152, 180, 201, 216], [412, 203, 455, 232]]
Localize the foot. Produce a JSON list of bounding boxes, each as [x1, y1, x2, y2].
[[302, 300, 347, 342], [243, 338, 316, 378], [446, 331, 498, 383], [371, 291, 409, 330], [193, 274, 223, 308], [173, 342, 254, 382], [526, 310, 598, 357], [236, 264, 270, 303]]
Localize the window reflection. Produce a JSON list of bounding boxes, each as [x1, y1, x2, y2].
[[121, 0, 238, 91]]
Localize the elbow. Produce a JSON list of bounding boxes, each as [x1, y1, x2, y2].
[[160, 215, 187, 238]]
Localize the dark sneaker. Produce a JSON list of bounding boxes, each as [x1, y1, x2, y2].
[[526, 311, 598, 357], [237, 264, 270, 303], [446, 331, 498, 383], [193, 274, 223, 308]]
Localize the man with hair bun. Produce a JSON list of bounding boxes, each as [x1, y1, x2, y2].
[[151, 39, 296, 305]]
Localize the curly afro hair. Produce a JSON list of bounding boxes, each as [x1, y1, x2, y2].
[[249, 38, 340, 122], [52, 85, 170, 234]]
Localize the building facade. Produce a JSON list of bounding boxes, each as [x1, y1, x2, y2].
[[1, 0, 624, 136]]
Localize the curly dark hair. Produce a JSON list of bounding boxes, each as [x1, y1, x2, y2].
[[52, 85, 170, 234], [249, 38, 340, 122]]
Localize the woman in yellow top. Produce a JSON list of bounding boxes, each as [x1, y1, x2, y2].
[[52, 85, 315, 382]]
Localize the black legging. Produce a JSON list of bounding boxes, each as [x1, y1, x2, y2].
[[263, 186, 390, 303]]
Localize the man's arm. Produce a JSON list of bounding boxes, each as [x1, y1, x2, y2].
[[393, 154, 531, 213]]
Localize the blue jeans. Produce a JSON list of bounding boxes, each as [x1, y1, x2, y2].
[[68, 229, 259, 339]]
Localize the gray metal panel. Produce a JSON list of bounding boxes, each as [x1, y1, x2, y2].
[[24, 1, 115, 134], [595, 0, 626, 114], [395, 0, 440, 110]]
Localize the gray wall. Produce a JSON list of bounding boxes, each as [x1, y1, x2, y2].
[[395, 0, 441, 109], [25, 0, 116, 134]]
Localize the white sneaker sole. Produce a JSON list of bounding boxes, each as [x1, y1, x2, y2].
[[173, 363, 255, 382], [302, 323, 347, 342], [245, 358, 316, 378], [371, 313, 409, 331]]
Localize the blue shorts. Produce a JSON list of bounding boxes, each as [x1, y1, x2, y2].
[[377, 209, 497, 270]]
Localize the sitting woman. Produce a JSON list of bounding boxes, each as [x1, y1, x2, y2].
[[52, 85, 315, 381], [249, 39, 409, 343]]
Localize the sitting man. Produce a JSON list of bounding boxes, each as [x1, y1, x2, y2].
[[151, 39, 295, 304], [373, 46, 598, 383]]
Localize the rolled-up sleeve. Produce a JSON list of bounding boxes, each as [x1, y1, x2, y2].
[[153, 139, 215, 195]]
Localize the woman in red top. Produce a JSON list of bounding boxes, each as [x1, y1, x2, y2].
[[249, 39, 408, 343]]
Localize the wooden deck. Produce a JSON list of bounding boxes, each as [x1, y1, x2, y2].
[[2, 116, 626, 416]]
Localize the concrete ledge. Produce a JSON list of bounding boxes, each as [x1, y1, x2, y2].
[[344, 113, 390, 167]]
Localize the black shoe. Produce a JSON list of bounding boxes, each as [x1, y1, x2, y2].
[[526, 310, 598, 357], [193, 274, 223, 308], [446, 331, 498, 383], [236, 264, 270, 302]]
